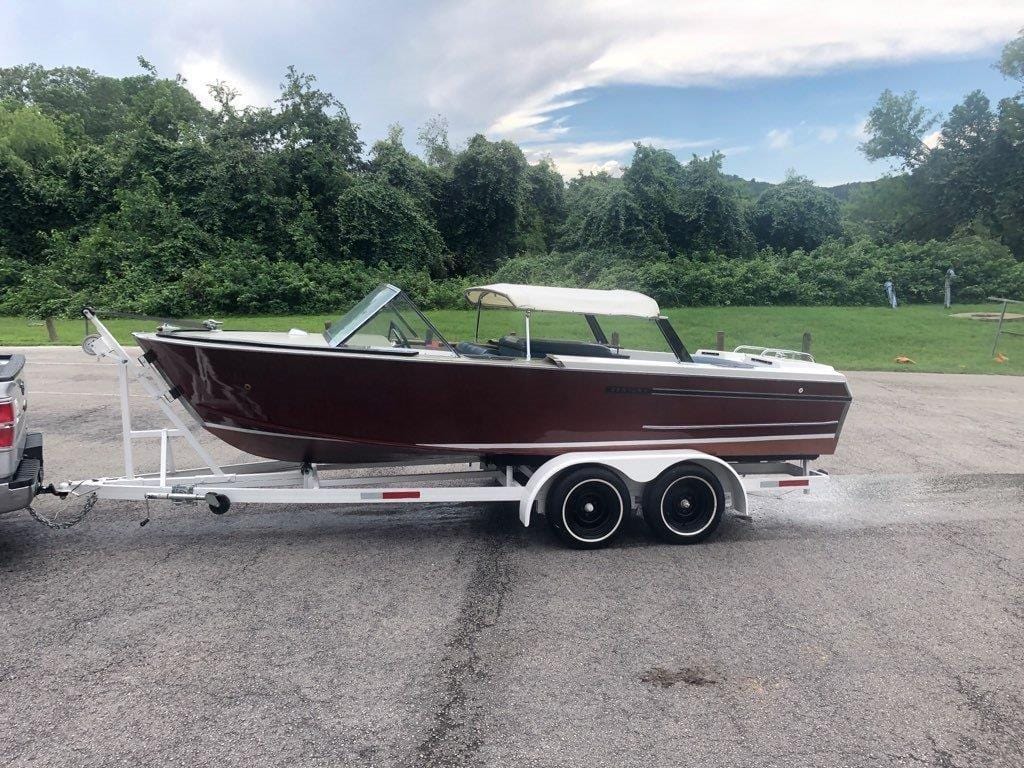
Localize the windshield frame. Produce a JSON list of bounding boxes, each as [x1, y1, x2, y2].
[[323, 283, 455, 354]]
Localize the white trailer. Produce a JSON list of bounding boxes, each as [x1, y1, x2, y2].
[[40, 312, 829, 548]]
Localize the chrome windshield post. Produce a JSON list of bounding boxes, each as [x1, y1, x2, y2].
[[524, 311, 532, 360]]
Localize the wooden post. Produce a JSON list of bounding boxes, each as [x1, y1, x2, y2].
[[715, 331, 725, 351], [45, 317, 58, 342], [801, 332, 812, 355]]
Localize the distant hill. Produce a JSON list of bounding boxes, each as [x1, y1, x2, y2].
[[726, 175, 879, 202], [725, 175, 775, 200], [825, 180, 875, 201]]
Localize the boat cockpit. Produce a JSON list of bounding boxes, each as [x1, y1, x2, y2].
[[324, 282, 698, 365]]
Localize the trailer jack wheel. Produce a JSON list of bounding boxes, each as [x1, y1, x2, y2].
[[206, 493, 231, 515]]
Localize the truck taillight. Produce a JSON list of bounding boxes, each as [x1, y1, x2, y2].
[[0, 401, 13, 449]]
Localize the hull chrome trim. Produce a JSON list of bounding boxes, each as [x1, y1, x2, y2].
[[642, 420, 839, 431]]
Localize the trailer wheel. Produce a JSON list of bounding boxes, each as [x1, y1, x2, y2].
[[643, 464, 724, 544], [545, 467, 629, 549]]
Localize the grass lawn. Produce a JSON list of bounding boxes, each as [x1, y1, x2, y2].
[[2, 303, 1022, 375]]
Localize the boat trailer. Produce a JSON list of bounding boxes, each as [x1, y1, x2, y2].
[[41, 312, 830, 548]]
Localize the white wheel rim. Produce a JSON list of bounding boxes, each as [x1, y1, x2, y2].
[[659, 476, 718, 537], [561, 478, 625, 544]]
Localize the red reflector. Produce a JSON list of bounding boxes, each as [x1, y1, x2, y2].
[[0, 401, 12, 424], [778, 479, 810, 487], [382, 491, 420, 500], [0, 426, 12, 449]]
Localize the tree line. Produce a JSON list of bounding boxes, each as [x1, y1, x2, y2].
[[1, 34, 1024, 318]]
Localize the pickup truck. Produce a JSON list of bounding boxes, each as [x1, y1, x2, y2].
[[1, 353, 43, 514]]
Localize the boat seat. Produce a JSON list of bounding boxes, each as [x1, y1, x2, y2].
[[455, 341, 503, 358], [497, 335, 627, 359], [690, 353, 756, 369]]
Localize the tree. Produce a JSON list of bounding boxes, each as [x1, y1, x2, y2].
[[559, 172, 665, 254], [749, 175, 843, 251], [860, 89, 939, 169], [417, 115, 454, 168], [442, 134, 529, 270], [522, 158, 566, 252], [336, 178, 448, 274]]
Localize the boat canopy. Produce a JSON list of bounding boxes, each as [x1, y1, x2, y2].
[[464, 283, 660, 319]]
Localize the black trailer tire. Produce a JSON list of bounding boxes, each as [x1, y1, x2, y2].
[[545, 466, 629, 549], [642, 464, 725, 544]]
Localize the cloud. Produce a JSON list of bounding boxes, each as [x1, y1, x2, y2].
[[817, 126, 840, 143], [428, 0, 1022, 141], [923, 129, 943, 149], [3, 0, 1020, 154], [177, 51, 275, 110], [766, 128, 793, 149], [523, 136, 719, 178]]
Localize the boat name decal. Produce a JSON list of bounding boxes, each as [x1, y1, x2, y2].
[[606, 386, 653, 395]]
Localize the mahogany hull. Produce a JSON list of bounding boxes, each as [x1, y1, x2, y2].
[[136, 336, 852, 464]]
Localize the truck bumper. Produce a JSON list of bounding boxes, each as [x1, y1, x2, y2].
[[0, 432, 42, 514]]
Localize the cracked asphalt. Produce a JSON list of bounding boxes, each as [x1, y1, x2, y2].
[[1, 348, 1023, 767]]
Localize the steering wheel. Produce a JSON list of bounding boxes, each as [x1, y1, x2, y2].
[[388, 321, 410, 348]]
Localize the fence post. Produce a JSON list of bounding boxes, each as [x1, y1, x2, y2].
[[715, 331, 725, 351], [45, 317, 59, 342], [801, 331, 812, 356]]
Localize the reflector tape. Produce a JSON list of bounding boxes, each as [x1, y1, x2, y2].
[[360, 490, 421, 500], [759, 478, 810, 488]]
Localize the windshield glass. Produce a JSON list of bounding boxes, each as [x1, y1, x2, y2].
[[324, 284, 453, 352]]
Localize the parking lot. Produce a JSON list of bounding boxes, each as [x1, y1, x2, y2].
[[2, 348, 1023, 767]]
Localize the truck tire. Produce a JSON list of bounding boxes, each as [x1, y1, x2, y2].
[[545, 466, 629, 549], [643, 463, 724, 544]]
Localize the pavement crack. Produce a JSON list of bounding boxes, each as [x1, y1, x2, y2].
[[410, 506, 516, 768]]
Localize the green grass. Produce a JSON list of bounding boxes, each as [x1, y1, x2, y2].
[[2, 303, 1022, 375]]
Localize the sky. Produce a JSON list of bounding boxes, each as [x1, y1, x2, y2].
[[2, 0, 1022, 185]]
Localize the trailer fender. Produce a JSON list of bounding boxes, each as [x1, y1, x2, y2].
[[518, 451, 747, 527]]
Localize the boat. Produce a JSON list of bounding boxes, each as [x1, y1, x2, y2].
[[133, 283, 852, 465]]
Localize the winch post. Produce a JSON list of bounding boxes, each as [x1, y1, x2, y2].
[[83, 310, 225, 477]]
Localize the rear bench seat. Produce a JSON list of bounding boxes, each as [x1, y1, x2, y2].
[[496, 335, 626, 359]]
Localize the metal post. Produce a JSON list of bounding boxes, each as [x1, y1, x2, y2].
[[524, 311, 531, 359], [715, 331, 725, 351], [158, 429, 168, 487], [117, 361, 135, 479], [992, 300, 1008, 357]]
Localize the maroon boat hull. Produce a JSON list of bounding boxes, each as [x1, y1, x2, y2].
[[137, 336, 852, 464]]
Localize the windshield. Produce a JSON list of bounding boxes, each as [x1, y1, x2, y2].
[[324, 284, 453, 352]]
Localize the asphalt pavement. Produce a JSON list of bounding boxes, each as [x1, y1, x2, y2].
[[1, 348, 1022, 767]]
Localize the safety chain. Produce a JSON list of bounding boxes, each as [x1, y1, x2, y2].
[[27, 493, 97, 530]]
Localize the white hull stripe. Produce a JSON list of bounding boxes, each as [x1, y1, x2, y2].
[[418, 434, 836, 450], [642, 420, 838, 431]]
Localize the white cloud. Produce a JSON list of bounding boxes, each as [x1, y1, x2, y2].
[[523, 136, 719, 178], [426, 0, 1022, 142], [923, 129, 943, 149], [766, 128, 793, 149], [851, 118, 871, 141], [818, 126, 840, 143], [177, 51, 275, 110]]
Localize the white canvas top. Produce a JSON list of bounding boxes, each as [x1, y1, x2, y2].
[[464, 283, 661, 319]]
